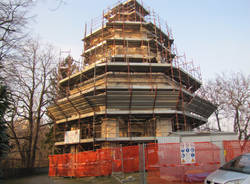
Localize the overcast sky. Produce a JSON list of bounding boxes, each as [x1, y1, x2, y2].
[[31, 0, 250, 80]]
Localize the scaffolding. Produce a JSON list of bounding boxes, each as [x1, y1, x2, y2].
[[47, 0, 216, 154]]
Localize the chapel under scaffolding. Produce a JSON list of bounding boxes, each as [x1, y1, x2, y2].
[[47, 0, 216, 153]]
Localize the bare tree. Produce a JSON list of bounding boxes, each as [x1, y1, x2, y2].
[[199, 80, 225, 131], [0, 0, 34, 63], [0, 82, 10, 159], [223, 73, 250, 140], [48, 0, 66, 11], [3, 38, 57, 168], [201, 73, 250, 140]]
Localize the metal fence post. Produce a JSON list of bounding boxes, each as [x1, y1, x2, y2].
[[139, 143, 147, 184], [120, 144, 124, 178]]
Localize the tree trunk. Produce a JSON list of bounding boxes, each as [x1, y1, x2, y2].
[[30, 119, 40, 168], [214, 111, 221, 131]]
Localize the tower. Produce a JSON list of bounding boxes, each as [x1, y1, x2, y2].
[[48, 0, 216, 153]]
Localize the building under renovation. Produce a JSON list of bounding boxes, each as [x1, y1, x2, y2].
[[47, 0, 216, 153]]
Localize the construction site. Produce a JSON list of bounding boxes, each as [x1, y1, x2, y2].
[[46, 1, 250, 183], [47, 0, 216, 153]]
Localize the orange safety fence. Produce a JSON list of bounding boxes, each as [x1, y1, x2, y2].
[[146, 142, 221, 183], [49, 141, 249, 181], [223, 140, 250, 162], [123, 145, 139, 173], [49, 145, 140, 177]]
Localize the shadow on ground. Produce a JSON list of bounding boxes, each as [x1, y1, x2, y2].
[[0, 174, 120, 184], [0, 173, 204, 184]]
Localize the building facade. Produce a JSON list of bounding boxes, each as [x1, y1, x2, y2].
[[47, 0, 216, 153]]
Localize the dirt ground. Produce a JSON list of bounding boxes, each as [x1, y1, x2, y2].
[[1, 173, 143, 184], [1, 174, 120, 184], [1, 173, 204, 184]]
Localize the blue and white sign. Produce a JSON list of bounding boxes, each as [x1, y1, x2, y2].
[[180, 142, 196, 164]]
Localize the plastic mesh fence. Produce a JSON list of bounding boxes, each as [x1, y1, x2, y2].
[[49, 146, 139, 177], [223, 140, 250, 162], [146, 142, 221, 183], [49, 141, 249, 182]]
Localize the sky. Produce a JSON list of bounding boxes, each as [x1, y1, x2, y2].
[[30, 0, 250, 81]]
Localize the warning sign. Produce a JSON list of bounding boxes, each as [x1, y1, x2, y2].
[[64, 129, 80, 144], [180, 142, 196, 164]]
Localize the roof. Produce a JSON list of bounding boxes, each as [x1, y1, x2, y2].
[[58, 62, 202, 92], [104, 0, 150, 18]]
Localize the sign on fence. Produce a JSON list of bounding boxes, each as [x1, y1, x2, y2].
[[49, 141, 245, 182], [180, 142, 196, 164], [64, 129, 80, 144]]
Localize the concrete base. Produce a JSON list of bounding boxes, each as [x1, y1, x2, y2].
[[101, 118, 119, 138], [156, 118, 172, 137]]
